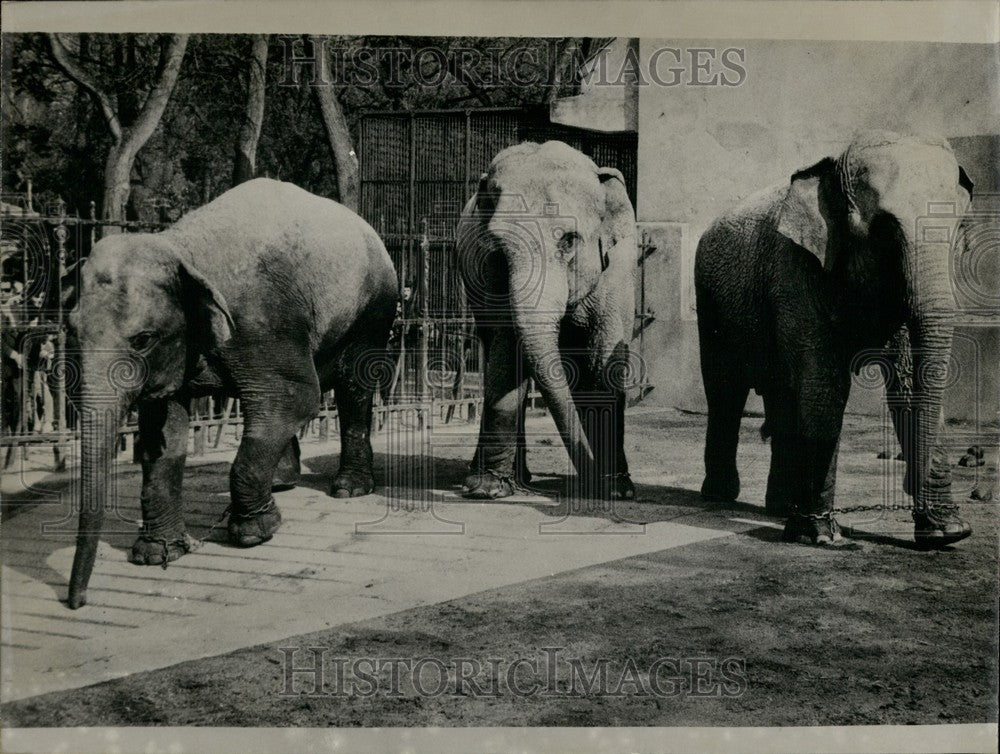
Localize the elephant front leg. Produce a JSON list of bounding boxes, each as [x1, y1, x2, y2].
[[228, 378, 320, 547], [129, 395, 193, 566], [779, 365, 849, 545], [577, 341, 634, 501], [464, 330, 530, 499]]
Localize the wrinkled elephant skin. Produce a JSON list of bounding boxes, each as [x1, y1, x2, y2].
[[67, 179, 398, 608], [456, 141, 638, 502], [695, 130, 973, 546]]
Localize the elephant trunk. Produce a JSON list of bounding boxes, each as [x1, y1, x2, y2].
[[517, 321, 596, 486], [67, 371, 130, 609], [896, 230, 956, 508], [904, 317, 953, 505]]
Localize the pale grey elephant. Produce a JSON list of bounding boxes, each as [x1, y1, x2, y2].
[[67, 179, 397, 608], [695, 130, 974, 547], [456, 141, 638, 500]]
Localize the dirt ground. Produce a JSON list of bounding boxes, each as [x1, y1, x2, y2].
[[2, 408, 998, 727]]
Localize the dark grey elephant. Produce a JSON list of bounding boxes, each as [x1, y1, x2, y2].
[[67, 178, 397, 608], [457, 141, 637, 500], [695, 130, 974, 547]]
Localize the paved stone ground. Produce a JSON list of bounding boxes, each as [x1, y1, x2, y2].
[[1, 407, 996, 727], [1, 410, 736, 702]]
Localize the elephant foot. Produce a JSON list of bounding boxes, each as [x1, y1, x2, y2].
[[330, 469, 375, 498], [782, 513, 843, 546], [701, 475, 740, 504], [271, 474, 299, 493], [227, 497, 282, 547], [129, 531, 193, 566], [913, 505, 972, 548], [565, 474, 630, 503], [605, 472, 635, 500], [462, 470, 522, 499]]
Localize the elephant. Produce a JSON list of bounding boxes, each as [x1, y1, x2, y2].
[[456, 141, 637, 500], [66, 178, 398, 608], [695, 130, 974, 547]]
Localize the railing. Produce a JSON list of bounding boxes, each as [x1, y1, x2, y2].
[[1, 208, 484, 472]]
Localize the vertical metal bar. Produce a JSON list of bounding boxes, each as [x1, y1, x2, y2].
[[638, 229, 647, 401], [398, 235, 408, 400], [420, 220, 430, 404], [357, 117, 364, 219], [464, 109, 472, 199], [408, 112, 416, 236], [54, 206, 67, 436]]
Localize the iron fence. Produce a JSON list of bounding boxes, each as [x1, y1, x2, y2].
[[358, 106, 644, 412], [2, 106, 642, 472], [0, 199, 481, 473]]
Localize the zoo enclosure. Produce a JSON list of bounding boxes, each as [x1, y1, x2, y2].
[[1, 106, 645, 467], [357, 105, 647, 409]]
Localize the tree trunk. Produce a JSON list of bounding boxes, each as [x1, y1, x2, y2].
[[233, 34, 269, 186], [102, 142, 134, 224], [546, 38, 583, 106], [309, 36, 358, 211], [47, 33, 189, 230]]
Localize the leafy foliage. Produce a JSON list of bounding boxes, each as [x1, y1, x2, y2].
[[3, 34, 598, 218]]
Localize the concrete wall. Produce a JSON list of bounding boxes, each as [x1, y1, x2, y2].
[[550, 38, 639, 133], [631, 38, 999, 422]]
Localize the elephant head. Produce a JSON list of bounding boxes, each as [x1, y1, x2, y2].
[[66, 233, 232, 608], [776, 130, 974, 506], [459, 140, 636, 483]]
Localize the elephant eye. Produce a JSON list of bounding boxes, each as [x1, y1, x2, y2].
[[129, 331, 158, 352], [556, 230, 581, 261]]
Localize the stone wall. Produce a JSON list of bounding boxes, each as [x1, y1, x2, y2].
[[630, 38, 999, 423]]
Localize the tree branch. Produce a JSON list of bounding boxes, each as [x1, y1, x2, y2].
[[233, 34, 269, 185], [308, 35, 358, 211], [47, 33, 122, 140], [125, 34, 189, 155], [547, 37, 582, 106]]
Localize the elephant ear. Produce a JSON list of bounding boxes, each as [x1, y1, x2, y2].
[[178, 259, 234, 350], [469, 171, 497, 216], [597, 167, 635, 273], [958, 165, 974, 201], [776, 157, 837, 267]]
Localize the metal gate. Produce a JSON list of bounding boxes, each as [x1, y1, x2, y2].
[[357, 106, 647, 409]]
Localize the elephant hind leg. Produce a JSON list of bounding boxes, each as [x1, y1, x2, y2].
[[701, 382, 749, 503], [327, 298, 396, 499], [514, 389, 531, 486], [699, 347, 749, 503], [329, 368, 377, 498], [762, 389, 799, 516], [697, 288, 749, 503]]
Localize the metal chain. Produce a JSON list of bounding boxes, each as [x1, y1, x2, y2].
[[832, 501, 915, 514]]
